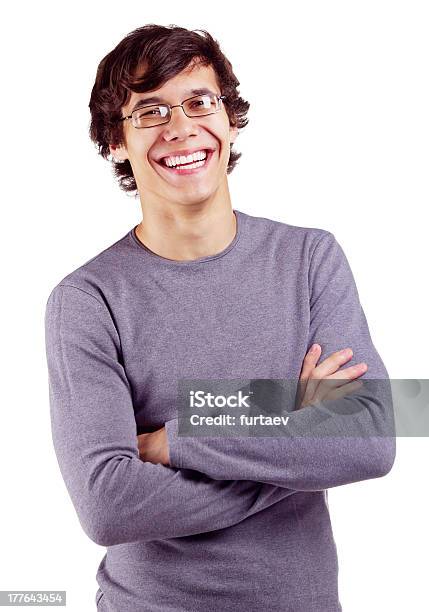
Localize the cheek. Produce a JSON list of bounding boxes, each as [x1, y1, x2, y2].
[[209, 115, 232, 143], [126, 134, 153, 162], [211, 126, 233, 160]]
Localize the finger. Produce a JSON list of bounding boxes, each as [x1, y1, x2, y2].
[[300, 348, 355, 407], [311, 363, 368, 397], [313, 348, 355, 379], [297, 344, 321, 407], [298, 344, 321, 381], [319, 379, 363, 404], [300, 377, 319, 409], [305, 348, 356, 400], [309, 362, 367, 405], [325, 362, 368, 382], [305, 379, 363, 408]]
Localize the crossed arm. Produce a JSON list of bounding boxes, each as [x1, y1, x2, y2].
[[138, 233, 396, 489]]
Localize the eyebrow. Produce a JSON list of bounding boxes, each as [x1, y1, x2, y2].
[[129, 88, 217, 113]]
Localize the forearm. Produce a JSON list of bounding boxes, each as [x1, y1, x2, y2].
[[53, 429, 298, 546], [166, 387, 396, 490]]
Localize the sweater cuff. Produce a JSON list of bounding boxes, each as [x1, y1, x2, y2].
[[165, 418, 182, 468]]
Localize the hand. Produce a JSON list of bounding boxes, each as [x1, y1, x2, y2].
[[137, 427, 170, 466], [296, 345, 367, 409]]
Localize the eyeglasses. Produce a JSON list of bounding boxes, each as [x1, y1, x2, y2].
[[120, 93, 226, 129]]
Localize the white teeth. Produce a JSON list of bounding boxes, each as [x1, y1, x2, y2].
[[175, 159, 206, 170], [162, 150, 208, 167]]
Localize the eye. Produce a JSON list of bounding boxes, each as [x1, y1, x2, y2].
[[133, 106, 163, 119], [136, 108, 161, 117]]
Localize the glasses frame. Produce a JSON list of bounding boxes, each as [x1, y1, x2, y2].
[[119, 93, 227, 129]]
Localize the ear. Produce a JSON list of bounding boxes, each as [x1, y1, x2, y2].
[[229, 125, 239, 145], [109, 143, 129, 162]]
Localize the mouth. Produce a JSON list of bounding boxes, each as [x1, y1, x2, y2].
[[155, 149, 215, 177]]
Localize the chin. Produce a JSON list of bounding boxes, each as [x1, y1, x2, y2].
[[173, 186, 217, 205], [180, 195, 214, 207]]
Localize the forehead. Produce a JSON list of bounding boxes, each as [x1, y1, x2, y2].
[[125, 62, 220, 110]]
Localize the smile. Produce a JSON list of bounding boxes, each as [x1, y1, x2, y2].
[[155, 149, 214, 176]]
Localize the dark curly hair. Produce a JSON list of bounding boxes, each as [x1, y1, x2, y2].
[[88, 24, 250, 196]]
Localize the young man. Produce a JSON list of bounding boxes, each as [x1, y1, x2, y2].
[[44, 25, 395, 612]]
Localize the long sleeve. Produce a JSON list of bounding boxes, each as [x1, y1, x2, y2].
[[166, 232, 396, 490], [44, 284, 297, 547]]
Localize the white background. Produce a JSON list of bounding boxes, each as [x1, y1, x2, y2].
[[1, 1, 428, 610]]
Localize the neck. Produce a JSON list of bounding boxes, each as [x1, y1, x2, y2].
[[135, 183, 237, 262]]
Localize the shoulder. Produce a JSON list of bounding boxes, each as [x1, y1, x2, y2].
[[237, 209, 336, 261], [45, 229, 134, 306]]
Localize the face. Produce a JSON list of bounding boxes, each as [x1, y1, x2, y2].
[[110, 61, 238, 208]]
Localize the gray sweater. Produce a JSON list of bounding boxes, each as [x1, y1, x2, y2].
[[44, 209, 395, 611]]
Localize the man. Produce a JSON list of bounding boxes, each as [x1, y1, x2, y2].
[[44, 24, 395, 611]]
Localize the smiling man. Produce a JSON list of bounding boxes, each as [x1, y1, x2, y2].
[[44, 24, 395, 612]]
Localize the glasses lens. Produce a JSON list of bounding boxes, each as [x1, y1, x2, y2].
[[132, 105, 170, 128], [184, 94, 220, 117]]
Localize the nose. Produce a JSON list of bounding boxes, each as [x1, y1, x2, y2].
[[162, 105, 200, 141]]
